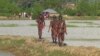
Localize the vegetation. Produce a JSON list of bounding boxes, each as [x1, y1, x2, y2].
[[66, 38, 100, 41], [0, 35, 100, 56], [0, 0, 100, 19], [0, 24, 18, 27]]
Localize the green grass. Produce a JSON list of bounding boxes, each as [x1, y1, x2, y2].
[[0, 39, 25, 46], [48, 50, 72, 56], [69, 22, 92, 23], [0, 37, 74, 56], [66, 39, 100, 41], [67, 16, 99, 20], [28, 24, 100, 28], [67, 25, 78, 27], [29, 24, 79, 27], [0, 16, 100, 20], [0, 36, 100, 56], [0, 24, 18, 27], [29, 24, 37, 26], [69, 21, 99, 25], [69, 22, 93, 24]]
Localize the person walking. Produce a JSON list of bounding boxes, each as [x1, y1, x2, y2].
[[36, 14, 45, 39], [48, 16, 58, 43], [58, 14, 67, 46]]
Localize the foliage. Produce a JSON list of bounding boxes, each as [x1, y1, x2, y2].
[[0, 0, 21, 16], [0, 0, 100, 19]]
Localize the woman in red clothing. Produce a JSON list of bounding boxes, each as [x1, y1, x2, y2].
[[58, 14, 67, 46], [48, 16, 58, 43], [36, 14, 45, 39]]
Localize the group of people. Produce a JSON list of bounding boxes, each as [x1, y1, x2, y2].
[[36, 14, 67, 46], [18, 12, 32, 20]]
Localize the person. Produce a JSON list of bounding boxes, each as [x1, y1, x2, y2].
[[48, 15, 58, 43], [36, 14, 45, 39], [58, 14, 67, 46]]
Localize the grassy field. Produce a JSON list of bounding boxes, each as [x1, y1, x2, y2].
[[0, 35, 100, 56]]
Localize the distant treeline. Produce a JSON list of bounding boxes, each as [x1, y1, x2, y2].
[[0, 0, 100, 19]]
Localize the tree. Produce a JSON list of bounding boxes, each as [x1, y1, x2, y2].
[[0, 0, 21, 16], [29, 2, 44, 19]]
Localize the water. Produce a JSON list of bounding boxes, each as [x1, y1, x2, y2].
[[65, 41, 100, 48], [0, 20, 100, 48], [0, 51, 14, 56]]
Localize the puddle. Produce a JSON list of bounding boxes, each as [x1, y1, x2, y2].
[[64, 41, 100, 48], [0, 51, 14, 56]]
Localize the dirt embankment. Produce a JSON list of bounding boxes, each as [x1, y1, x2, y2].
[[0, 35, 100, 56]]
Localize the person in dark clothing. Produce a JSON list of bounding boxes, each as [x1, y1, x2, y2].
[[58, 14, 67, 46], [36, 14, 45, 39], [48, 16, 58, 43]]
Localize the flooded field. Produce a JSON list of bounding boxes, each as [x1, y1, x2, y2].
[[0, 20, 100, 48]]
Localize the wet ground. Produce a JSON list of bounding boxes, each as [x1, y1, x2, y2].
[[0, 20, 100, 48], [0, 51, 14, 56]]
